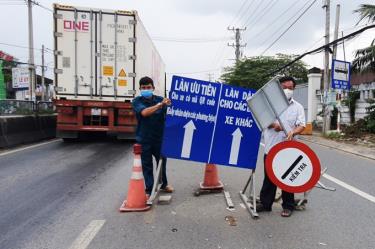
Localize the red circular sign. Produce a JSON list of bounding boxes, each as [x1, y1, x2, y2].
[[265, 140, 321, 193]]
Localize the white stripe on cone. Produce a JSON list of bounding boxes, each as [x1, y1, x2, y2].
[[134, 158, 142, 167], [131, 172, 144, 180]]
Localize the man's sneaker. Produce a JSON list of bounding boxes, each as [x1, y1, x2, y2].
[[161, 185, 174, 193]]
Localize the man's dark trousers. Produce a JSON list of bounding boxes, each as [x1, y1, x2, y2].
[[140, 143, 168, 194], [260, 154, 295, 211]]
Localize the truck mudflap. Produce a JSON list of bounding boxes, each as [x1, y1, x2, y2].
[[54, 99, 137, 138]]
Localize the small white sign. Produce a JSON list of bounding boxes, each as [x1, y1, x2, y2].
[[332, 60, 350, 81], [12, 68, 30, 89]]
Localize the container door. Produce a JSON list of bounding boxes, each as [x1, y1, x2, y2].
[[97, 12, 135, 99], [56, 9, 95, 97]]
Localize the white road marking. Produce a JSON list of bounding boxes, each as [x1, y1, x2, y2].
[[323, 174, 375, 204], [0, 139, 60, 157], [69, 220, 106, 249], [260, 142, 375, 204]]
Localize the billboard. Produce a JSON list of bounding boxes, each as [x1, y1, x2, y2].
[[12, 67, 29, 89]]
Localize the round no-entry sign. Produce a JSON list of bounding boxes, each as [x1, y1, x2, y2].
[[265, 140, 321, 193]]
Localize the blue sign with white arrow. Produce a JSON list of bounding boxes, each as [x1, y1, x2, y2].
[[210, 84, 261, 167], [161, 76, 220, 163], [161, 75, 261, 169]]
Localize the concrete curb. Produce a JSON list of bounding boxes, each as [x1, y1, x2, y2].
[[300, 136, 375, 161], [0, 115, 56, 148]]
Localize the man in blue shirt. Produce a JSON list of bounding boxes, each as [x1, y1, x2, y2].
[[132, 76, 173, 195]]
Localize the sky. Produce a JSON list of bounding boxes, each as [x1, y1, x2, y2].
[[0, 0, 374, 86]]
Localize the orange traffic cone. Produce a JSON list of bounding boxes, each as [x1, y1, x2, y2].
[[200, 163, 224, 190], [119, 144, 151, 212]]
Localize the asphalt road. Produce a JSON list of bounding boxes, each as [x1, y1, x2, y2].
[[0, 138, 374, 249]]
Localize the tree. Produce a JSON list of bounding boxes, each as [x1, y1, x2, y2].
[[354, 4, 375, 24], [352, 4, 375, 73], [220, 54, 308, 90]]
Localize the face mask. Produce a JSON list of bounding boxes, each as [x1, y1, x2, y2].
[[284, 89, 294, 100], [140, 89, 153, 98]]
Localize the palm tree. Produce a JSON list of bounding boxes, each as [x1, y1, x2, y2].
[[352, 4, 375, 73], [352, 39, 375, 73], [354, 4, 375, 25]]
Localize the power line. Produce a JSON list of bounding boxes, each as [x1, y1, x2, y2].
[[0, 41, 54, 54], [229, 0, 249, 26], [252, 0, 312, 52], [210, 1, 254, 71], [0, 57, 53, 70], [31, 0, 53, 12], [245, 0, 279, 31], [245, 0, 302, 45], [267, 24, 375, 76], [234, 0, 257, 26], [0, 1, 25, 5], [260, 0, 318, 55], [241, 0, 266, 28], [166, 68, 221, 75], [245, 0, 277, 29], [152, 36, 231, 43]]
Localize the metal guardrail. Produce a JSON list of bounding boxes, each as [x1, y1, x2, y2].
[[0, 100, 55, 116], [36, 101, 55, 114]]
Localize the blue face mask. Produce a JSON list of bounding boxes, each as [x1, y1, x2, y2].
[[140, 89, 153, 98]]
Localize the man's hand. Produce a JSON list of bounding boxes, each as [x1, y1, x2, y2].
[[272, 123, 283, 132], [286, 130, 294, 141], [161, 98, 171, 106]]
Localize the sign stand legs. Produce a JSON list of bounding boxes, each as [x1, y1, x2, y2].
[[295, 167, 336, 209], [239, 169, 259, 219], [147, 158, 172, 206]]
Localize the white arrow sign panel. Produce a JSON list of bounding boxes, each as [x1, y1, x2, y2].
[[181, 120, 196, 158], [229, 128, 243, 165]]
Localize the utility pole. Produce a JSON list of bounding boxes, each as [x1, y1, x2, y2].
[[333, 4, 341, 132], [41, 45, 45, 101], [27, 0, 36, 102], [332, 4, 341, 60], [322, 0, 331, 134], [228, 27, 246, 63]]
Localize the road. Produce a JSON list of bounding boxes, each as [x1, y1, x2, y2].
[[0, 138, 374, 249]]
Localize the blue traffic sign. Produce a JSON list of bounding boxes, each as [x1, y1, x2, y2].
[[331, 59, 351, 90], [161, 75, 261, 169]]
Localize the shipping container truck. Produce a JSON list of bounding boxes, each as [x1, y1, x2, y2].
[[53, 4, 166, 140]]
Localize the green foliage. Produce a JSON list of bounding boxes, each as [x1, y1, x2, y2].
[[364, 100, 375, 133], [324, 132, 342, 139], [354, 4, 375, 25], [352, 40, 375, 73], [352, 4, 375, 73], [220, 54, 308, 90], [342, 91, 360, 123]]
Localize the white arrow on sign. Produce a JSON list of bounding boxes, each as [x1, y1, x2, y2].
[[229, 128, 243, 165], [181, 120, 196, 158]]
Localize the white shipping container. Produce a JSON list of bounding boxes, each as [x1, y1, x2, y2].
[[54, 4, 166, 101]]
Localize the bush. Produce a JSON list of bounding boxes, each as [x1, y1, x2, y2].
[[325, 132, 342, 139]]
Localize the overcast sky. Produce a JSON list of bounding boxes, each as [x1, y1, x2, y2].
[[0, 0, 373, 85]]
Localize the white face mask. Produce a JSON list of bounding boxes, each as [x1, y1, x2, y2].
[[284, 89, 294, 100]]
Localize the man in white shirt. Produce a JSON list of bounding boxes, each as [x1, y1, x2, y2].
[[257, 76, 306, 217]]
